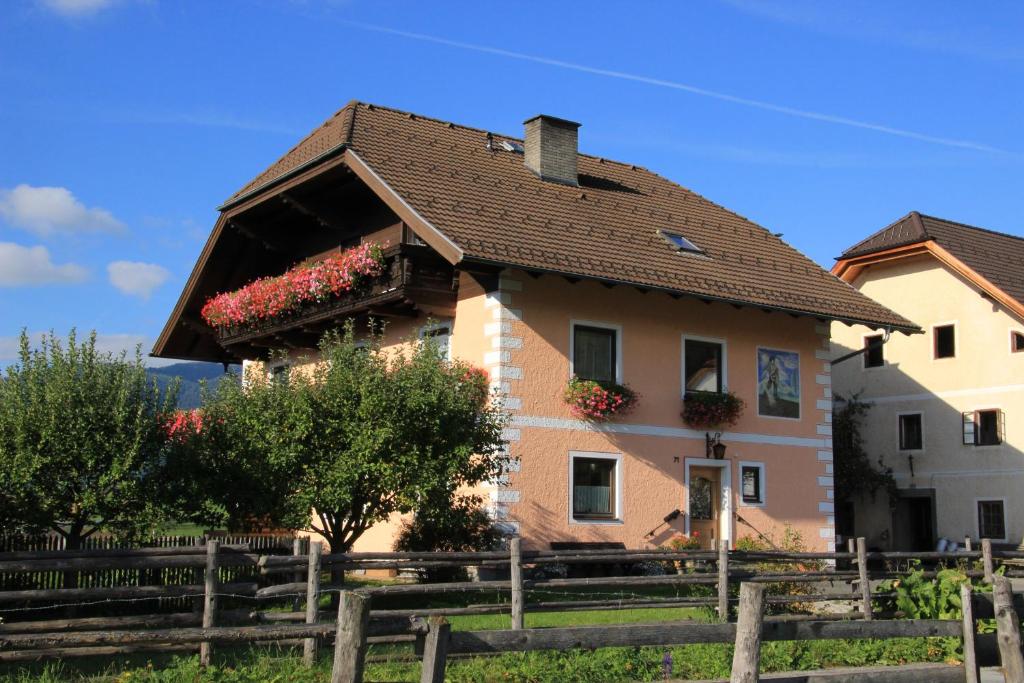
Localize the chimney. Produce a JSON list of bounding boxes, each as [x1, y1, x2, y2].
[[523, 115, 581, 186]]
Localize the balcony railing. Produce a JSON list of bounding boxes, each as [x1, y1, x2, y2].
[[213, 244, 456, 349]]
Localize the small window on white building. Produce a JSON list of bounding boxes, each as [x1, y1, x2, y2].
[[570, 453, 620, 522], [978, 500, 1006, 540], [863, 334, 884, 368], [898, 413, 923, 451], [1012, 331, 1024, 353], [739, 463, 765, 506], [420, 322, 452, 360], [963, 409, 1004, 446], [934, 324, 956, 359], [267, 360, 291, 383]]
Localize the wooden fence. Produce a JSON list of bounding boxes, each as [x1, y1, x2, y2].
[[1, 537, 1023, 681]]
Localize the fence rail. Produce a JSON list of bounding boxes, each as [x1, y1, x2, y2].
[[0, 537, 1021, 681]]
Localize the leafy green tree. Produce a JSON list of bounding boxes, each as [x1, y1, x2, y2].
[[833, 393, 898, 503], [0, 330, 179, 549], [184, 323, 509, 551]]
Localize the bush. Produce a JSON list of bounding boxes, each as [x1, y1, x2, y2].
[[734, 526, 821, 613], [393, 495, 501, 582]]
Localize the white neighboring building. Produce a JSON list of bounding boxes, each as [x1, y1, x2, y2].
[[831, 212, 1024, 550]]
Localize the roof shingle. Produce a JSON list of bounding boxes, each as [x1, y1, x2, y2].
[[841, 211, 1024, 307], [224, 101, 916, 331]]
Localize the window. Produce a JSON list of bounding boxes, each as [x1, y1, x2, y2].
[[934, 324, 956, 359], [963, 409, 1004, 446], [267, 361, 290, 383], [658, 230, 704, 255], [572, 324, 618, 383], [420, 322, 451, 360], [898, 413, 923, 451], [571, 454, 620, 521], [684, 338, 724, 393], [978, 500, 1006, 540], [739, 463, 765, 506], [1012, 331, 1024, 353], [863, 335, 884, 368]]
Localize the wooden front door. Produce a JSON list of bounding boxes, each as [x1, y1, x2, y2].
[[689, 466, 721, 549]]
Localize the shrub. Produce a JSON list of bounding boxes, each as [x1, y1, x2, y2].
[[734, 526, 821, 613], [393, 495, 502, 582], [877, 564, 995, 620]]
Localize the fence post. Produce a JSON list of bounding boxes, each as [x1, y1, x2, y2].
[[964, 536, 973, 552], [200, 539, 219, 667], [960, 582, 980, 683], [856, 537, 872, 621], [330, 590, 371, 683], [717, 539, 729, 622], [292, 537, 305, 612], [304, 540, 323, 665], [420, 615, 451, 683], [510, 537, 524, 630], [993, 575, 1024, 681], [982, 538, 994, 583], [730, 582, 765, 683]]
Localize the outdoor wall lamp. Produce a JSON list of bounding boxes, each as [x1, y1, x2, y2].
[[706, 432, 727, 459]]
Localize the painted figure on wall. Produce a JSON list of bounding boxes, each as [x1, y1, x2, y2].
[[757, 348, 800, 419]]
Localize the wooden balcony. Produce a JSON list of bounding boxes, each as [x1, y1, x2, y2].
[[213, 244, 457, 354]]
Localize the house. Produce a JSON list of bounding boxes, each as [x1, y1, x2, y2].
[[153, 101, 914, 552], [831, 212, 1024, 550]]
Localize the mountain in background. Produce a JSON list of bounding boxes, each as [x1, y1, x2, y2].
[[147, 362, 239, 409]]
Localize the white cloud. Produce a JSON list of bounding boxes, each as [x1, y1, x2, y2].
[[0, 242, 88, 286], [39, 0, 118, 17], [107, 260, 170, 299], [0, 184, 125, 238]]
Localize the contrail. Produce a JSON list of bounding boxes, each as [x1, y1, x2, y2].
[[340, 20, 1007, 155]]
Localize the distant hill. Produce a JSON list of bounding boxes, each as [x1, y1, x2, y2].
[[147, 362, 239, 409]]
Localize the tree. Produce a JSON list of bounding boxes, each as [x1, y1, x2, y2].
[[833, 394, 897, 503], [0, 331, 179, 549], [185, 322, 509, 551]]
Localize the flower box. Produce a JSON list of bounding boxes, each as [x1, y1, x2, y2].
[[201, 242, 386, 332], [564, 377, 638, 421], [681, 391, 744, 430]]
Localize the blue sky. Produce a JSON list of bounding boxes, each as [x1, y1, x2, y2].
[[2, 0, 1021, 365]]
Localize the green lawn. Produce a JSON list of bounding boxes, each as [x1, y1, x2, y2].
[[0, 579, 963, 682]]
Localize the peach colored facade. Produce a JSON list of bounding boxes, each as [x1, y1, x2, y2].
[[251, 268, 837, 553]]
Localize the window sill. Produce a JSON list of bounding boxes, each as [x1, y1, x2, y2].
[[738, 501, 765, 508], [571, 518, 624, 526]]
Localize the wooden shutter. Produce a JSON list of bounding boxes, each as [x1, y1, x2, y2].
[[963, 411, 976, 445]]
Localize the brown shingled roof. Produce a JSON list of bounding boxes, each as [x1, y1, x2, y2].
[[219, 100, 916, 332], [841, 211, 1024, 308]]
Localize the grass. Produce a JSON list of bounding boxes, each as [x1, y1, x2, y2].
[[0, 578, 963, 681]]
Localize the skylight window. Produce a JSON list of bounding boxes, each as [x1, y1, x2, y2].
[[659, 230, 704, 255], [501, 140, 524, 153]]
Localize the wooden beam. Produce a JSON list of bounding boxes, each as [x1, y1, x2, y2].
[[280, 193, 342, 231], [228, 219, 289, 253]]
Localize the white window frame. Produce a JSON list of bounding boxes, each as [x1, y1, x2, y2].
[[931, 320, 958, 361], [896, 411, 925, 452], [755, 346, 802, 421], [737, 461, 766, 508], [681, 334, 728, 397], [569, 319, 623, 383], [861, 333, 886, 371], [419, 320, 453, 361], [568, 451, 623, 525], [976, 497, 1008, 543]]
